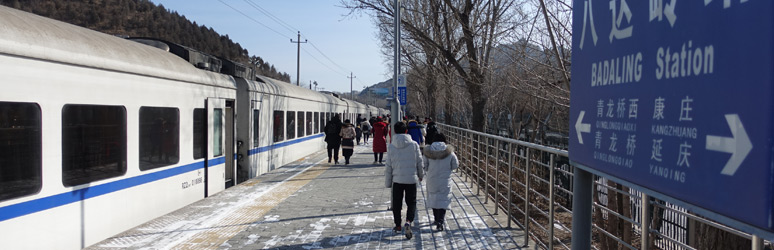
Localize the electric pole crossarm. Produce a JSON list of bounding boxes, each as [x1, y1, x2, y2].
[[348, 72, 356, 100], [290, 31, 307, 86]]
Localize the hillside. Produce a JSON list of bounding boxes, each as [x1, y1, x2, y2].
[[0, 0, 290, 82]]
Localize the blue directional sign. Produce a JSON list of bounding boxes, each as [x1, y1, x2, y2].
[[398, 74, 407, 106], [570, 0, 774, 235]]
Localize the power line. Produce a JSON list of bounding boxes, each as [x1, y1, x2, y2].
[[218, 1, 372, 90], [217, 0, 292, 40], [243, 0, 299, 33], [301, 46, 348, 77], [237, 1, 356, 77], [307, 41, 352, 75]]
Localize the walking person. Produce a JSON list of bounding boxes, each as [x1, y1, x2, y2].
[[384, 122, 424, 240], [425, 119, 438, 146], [423, 133, 458, 231], [340, 119, 356, 165], [407, 119, 425, 149], [324, 114, 343, 164], [355, 124, 362, 145], [372, 117, 388, 164], [361, 119, 372, 144]]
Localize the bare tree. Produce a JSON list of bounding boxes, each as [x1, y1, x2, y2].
[[342, 0, 521, 132]]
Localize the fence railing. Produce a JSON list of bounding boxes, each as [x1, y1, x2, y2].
[[438, 123, 768, 250]]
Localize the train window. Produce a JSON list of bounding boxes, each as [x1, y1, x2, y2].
[[193, 109, 205, 159], [213, 109, 223, 157], [252, 109, 259, 147], [139, 107, 179, 171], [315, 112, 321, 134], [273, 111, 284, 142], [306, 112, 313, 136], [326, 112, 331, 123], [62, 104, 126, 187], [0, 102, 42, 202], [286, 111, 296, 140], [297, 111, 304, 137]]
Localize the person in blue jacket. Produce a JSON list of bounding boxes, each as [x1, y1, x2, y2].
[[406, 118, 425, 149]]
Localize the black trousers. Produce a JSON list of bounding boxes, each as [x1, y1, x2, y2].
[[433, 208, 447, 224], [392, 183, 417, 227], [374, 152, 384, 162], [327, 143, 340, 162]]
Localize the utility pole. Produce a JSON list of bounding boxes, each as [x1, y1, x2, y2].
[[290, 31, 307, 86], [348, 72, 356, 100], [390, 0, 402, 137]]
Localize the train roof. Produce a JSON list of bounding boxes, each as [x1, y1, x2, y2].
[[0, 6, 234, 88], [248, 75, 346, 106]]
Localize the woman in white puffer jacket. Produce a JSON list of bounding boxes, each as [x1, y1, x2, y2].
[[422, 133, 458, 231]]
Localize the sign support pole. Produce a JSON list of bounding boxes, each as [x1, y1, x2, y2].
[[752, 235, 763, 250], [641, 193, 651, 250], [571, 166, 593, 250]]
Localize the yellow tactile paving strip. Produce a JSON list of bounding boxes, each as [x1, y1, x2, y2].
[[173, 163, 330, 249]]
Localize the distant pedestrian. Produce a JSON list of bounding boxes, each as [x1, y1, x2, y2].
[[385, 121, 424, 240], [422, 133, 458, 231], [355, 124, 362, 145], [361, 120, 372, 144], [372, 117, 389, 164], [407, 119, 425, 149], [340, 119, 356, 165], [425, 120, 438, 145], [324, 114, 343, 164]]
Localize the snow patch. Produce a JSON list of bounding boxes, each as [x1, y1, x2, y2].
[[264, 215, 280, 222], [244, 234, 260, 245]]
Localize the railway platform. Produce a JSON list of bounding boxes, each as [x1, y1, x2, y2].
[[87, 141, 525, 249]]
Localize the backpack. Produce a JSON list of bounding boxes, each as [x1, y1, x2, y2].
[[361, 122, 371, 133]]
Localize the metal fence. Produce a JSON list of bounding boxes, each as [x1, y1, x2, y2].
[[438, 123, 769, 250]]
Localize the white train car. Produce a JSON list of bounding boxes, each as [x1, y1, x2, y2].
[[343, 98, 364, 123], [0, 5, 388, 250], [235, 75, 349, 177], [369, 105, 385, 119], [0, 7, 237, 249]]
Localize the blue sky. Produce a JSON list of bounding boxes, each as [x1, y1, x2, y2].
[[151, 0, 387, 93]]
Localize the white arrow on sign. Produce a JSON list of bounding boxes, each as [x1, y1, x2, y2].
[[575, 111, 591, 144], [705, 114, 752, 176], [664, 0, 677, 27]]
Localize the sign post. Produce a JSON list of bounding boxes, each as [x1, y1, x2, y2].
[[570, 0, 774, 243]]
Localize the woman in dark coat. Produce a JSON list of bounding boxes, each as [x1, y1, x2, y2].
[[324, 114, 343, 164], [340, 120, 356, 164], [372, 117, 389, 164]]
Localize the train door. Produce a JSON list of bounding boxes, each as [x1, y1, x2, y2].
[[204, 98, 234, 197], [225, 100, 235, 188]]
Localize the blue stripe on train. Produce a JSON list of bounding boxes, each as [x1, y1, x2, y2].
[[0, 134, 323, 222], [249, 133, 324, 155]]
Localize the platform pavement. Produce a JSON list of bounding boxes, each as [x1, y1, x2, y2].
[[87, 140, 526, 250]]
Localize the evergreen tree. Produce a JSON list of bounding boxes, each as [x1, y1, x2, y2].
[[0, 0, 290, 79]]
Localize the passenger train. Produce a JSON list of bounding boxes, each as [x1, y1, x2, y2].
[[0, 6, 385, 249]]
